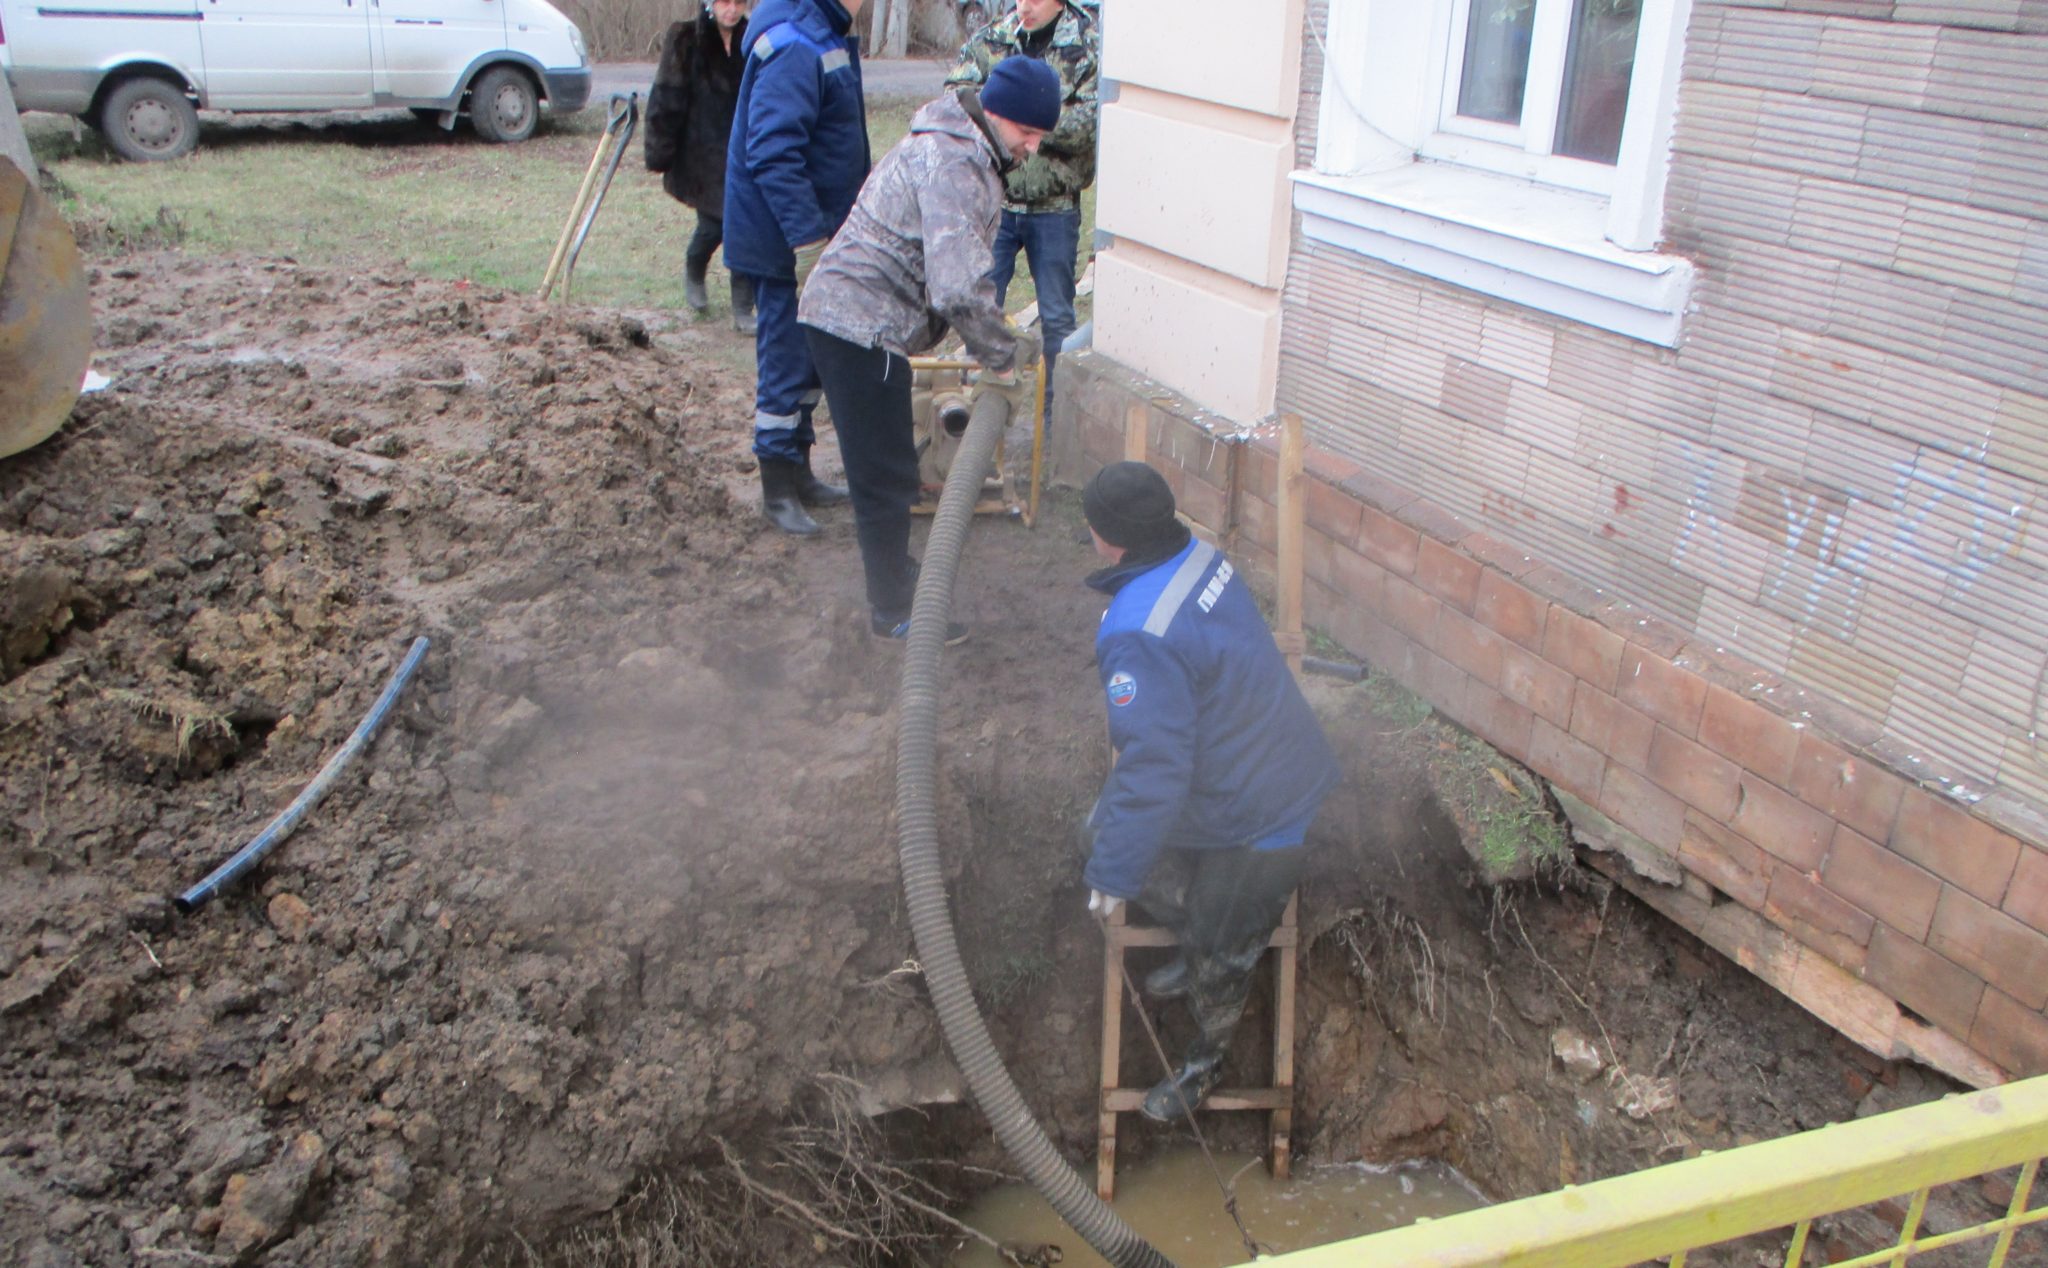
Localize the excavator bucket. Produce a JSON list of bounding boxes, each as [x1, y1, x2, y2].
[[0, 156, 93, 460]]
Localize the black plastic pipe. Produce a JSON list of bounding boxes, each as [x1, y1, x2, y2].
[[176, 636, 430, 913], [894, 386, 1175, 1268]]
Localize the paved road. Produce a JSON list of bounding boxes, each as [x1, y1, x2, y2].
[[591, 57, 949, 105]]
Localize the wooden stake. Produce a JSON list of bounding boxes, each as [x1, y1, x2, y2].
[[1124, 403, 1148, 464], [1097, 904, 1127, 1202], [1271, 893, 1299, 1180], [1276, 413, 1307, 673]]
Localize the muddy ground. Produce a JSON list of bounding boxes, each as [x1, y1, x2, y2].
[[0, 253, 1983, 1267]]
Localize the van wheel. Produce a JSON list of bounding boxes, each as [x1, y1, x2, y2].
[[101, 78, 199, 162], [469, 67, 538, 144]]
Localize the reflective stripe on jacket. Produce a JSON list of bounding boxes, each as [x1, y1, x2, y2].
[[1084, 537, 1340, 899], [722, 0, 870, 280]]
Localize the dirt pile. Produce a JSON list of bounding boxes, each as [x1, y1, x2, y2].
[[0, 253, 1028, 1265], [0, 252, 1993, 1268]]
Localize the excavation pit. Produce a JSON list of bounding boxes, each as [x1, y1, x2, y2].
[[0, 256, 1944, 1267]]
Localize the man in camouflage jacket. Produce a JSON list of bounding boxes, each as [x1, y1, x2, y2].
[[945, 0, 1099, 425], [798, 59, 1059, 643]]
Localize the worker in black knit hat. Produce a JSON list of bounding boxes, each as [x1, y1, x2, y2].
[[1078, 460, 1340, 1122]]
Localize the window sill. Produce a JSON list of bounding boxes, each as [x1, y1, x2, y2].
[[1291, 163, 1693, 346]]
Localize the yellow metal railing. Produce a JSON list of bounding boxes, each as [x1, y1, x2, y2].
[[1264, 1074, 2048, 1267]]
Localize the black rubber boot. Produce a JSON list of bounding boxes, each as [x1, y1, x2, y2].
[[759, 459, 821, 536], [731, 272, 757, 334], [1143, 956, 1191, 1000], [793, 451, 850, 508], [684, 261, 710, 314], [1139, 1050, 1224, 1124]]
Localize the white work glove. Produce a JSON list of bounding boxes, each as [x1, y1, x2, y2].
[[792, 239, 828, 293], [1087, 889, 1123, 920]]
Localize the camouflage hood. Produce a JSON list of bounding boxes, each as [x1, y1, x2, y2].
[[796, 90, 1022, 371]]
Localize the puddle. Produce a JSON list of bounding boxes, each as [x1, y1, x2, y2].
[[950, 1150, 1485, 1267]]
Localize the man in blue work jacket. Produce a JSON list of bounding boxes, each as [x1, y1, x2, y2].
[[1081, 461, 1341, 1122], [724, 0, 869, 536]]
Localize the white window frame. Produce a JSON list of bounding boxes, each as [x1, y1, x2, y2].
[[1430, 0, 1637, 195], [1296, 0, 1694, 345]]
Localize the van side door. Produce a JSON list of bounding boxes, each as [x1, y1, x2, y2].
[[197, 0, 374, 108], [370, 0, 508, 105]]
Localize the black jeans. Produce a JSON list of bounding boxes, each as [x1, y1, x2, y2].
[[1137, 844, 1306, 1063], [803, 326, 920, 617]]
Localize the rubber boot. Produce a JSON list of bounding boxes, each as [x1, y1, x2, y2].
[[792, 450, 850, 508], [1139, 1048, 1224, 1123], [1143, 955, 1191, 1000], [684, 261, 710, 314], [759, 458, 821, 536], [731, 272, 757, 335]]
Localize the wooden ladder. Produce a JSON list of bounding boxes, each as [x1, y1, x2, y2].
[[1095, 894, 1299, 1200]]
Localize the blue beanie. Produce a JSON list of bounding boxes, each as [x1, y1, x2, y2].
[[979, 56, 1062, 132]]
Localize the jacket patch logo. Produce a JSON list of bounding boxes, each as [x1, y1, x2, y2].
[[1107, 671, 1137, 708]]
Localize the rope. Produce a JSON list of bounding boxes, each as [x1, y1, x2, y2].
[[1117, 960, 1270, 1262]]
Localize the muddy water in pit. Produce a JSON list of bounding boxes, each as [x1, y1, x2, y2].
[[951, 1150, 1483, 1267]]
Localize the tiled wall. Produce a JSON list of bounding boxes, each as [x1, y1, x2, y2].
[[1176, 0, 2048, 1077]]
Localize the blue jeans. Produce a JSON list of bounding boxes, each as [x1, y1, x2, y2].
[[747, 275, 820, 463], [987, 207, 1081, 419]]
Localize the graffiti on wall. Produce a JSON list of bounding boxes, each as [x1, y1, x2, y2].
[[1668, 438, 2035, 715]]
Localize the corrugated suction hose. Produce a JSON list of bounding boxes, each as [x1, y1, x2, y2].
[[894, 385, 1175, 1268]]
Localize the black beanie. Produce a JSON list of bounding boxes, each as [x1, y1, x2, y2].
[[1084, 461, 1179, 550]]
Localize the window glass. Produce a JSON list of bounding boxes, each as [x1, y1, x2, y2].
[[1553, 0, 1640, 163], [1456, 0, 1536, 125]]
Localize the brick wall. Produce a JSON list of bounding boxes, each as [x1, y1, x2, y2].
[[1056, 347, 2048, 1083]]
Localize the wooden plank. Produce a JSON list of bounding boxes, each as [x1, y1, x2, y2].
[[1098, 903, 1127, 1202], [1272, 893, 1299, 1180], [1104, 1088, 1293, 1113], [1125, 402, 1149, 463], [1276, 413, 1307, 673], [1111, 925, 1295, 950]]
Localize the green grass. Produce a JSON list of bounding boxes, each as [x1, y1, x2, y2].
[[25, 92, 1094, 329]]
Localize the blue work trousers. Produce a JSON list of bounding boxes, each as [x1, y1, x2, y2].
[[988, 207, 1081, 419], [747, 275, 821, 463]]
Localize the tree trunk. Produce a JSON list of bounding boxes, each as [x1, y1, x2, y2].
[[877, 0, 911, 59]]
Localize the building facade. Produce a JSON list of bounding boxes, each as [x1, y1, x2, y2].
[[1066, 0, 2048, 1081]]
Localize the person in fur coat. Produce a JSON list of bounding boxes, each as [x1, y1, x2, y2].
[[645, 0, 756, 331]]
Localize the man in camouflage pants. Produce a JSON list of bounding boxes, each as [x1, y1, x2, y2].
[[946, 0, 1099, 427]]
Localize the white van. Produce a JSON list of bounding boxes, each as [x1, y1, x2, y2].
[[0, 0, 591, 160]]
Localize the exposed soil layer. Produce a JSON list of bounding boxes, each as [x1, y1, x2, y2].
[[0, 254, 1989, 1268]]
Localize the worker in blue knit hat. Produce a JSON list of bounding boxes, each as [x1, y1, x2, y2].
[[948, 0, 1101, 430], [797, 57, 1060, 645]]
